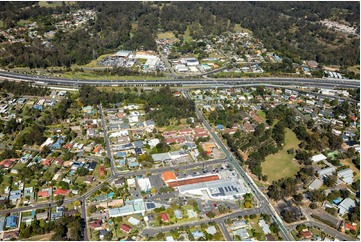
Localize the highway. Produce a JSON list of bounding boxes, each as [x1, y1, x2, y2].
[[0, 70, 359, 88], [184, 90, 294, 241]]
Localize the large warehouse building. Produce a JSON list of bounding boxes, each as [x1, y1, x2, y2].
[[161, 171, 248, 200]]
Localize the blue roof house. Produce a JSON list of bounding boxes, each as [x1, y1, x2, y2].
[[5, 216, 17, 229], [217, 124, 224, 130]]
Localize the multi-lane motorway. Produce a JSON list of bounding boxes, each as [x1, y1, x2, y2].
[[0, 70, 359, 89]]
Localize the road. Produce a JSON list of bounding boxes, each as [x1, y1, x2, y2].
[[159, 51, 176, 78], [141, 207, 261, 237], [218, 222, 232, 241], [99, 103, 117, 176], [184, 90, 294, 241], [286, 220, 353, 241], [0, 70, 358, 88]]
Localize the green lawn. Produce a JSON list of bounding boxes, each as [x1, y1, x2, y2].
[[233, 24, 253, 34], [71, 54, 113, 68], [183, 26, 193, 42], [157, 31, 176, 39], [256, 110, 266, 122], [17, 19, 31, 26], [262, 128, 301, 182]]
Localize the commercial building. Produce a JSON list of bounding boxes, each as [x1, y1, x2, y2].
[[177, 178, 248, 200], [115, 50, 132, 58], [164, 173, 221, 187]]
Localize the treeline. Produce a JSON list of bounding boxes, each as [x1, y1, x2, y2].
[[0, 2, 359, 68], [93, 67, 165, 77], [0, 80, 49, 96], [79, 86, 195, 126], [19, 214, 83, 240]]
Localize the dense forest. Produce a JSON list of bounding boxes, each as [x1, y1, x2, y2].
[[0, 1, 359, 68]]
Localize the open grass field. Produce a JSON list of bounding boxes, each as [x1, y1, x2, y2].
[[131, 22, 138, 31], [262, 128, 301, 183], [60, 71, 167, 80], [233, 24, 253, 34], [157, 31, 176, 39], [72, 54, 113, 68], [28, 232, 55, 241], [183, 26, 193, 42], [347, 65, 360, 75], [17, 19, 32, 26]]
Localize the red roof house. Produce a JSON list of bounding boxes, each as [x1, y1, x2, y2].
[[299, 230, 313, 239], [99, 166, 105, 175], [89, 220, 103, 230], [120, 224, 132, 233], [54, 158, 63, 166], [63, 143, 73, 149], [0, 158, 17, 168], [160, 213, 169, 222], [42, 158, 53, 166], [3, 231, 19, 240], [38, 190, 50, 198], [345, 223, 357, 231], [54, 188, 70, 196]]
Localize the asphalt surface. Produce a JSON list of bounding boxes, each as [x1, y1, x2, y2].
[[286, 220, 353, 241], [99, 103, 117, 176], [141, 207, 261, 237], [219, 222, 233, 241], [0, 70, 359, 88]]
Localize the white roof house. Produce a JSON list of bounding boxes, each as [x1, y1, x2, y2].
[[309, 178, 323, 190], [127, 178, 136, 187], [311, 154, 327, 163], [318, 167, 336, 178], [137, 178, 151, 192], [205, 226, 217, 235], [258, 219, 271, 234], [128, 216, 140, 226], [337, 168, 354, 185], [148, 139, 160, 148], [166, 236, 174, 242], [338, 198, 356, 216]]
